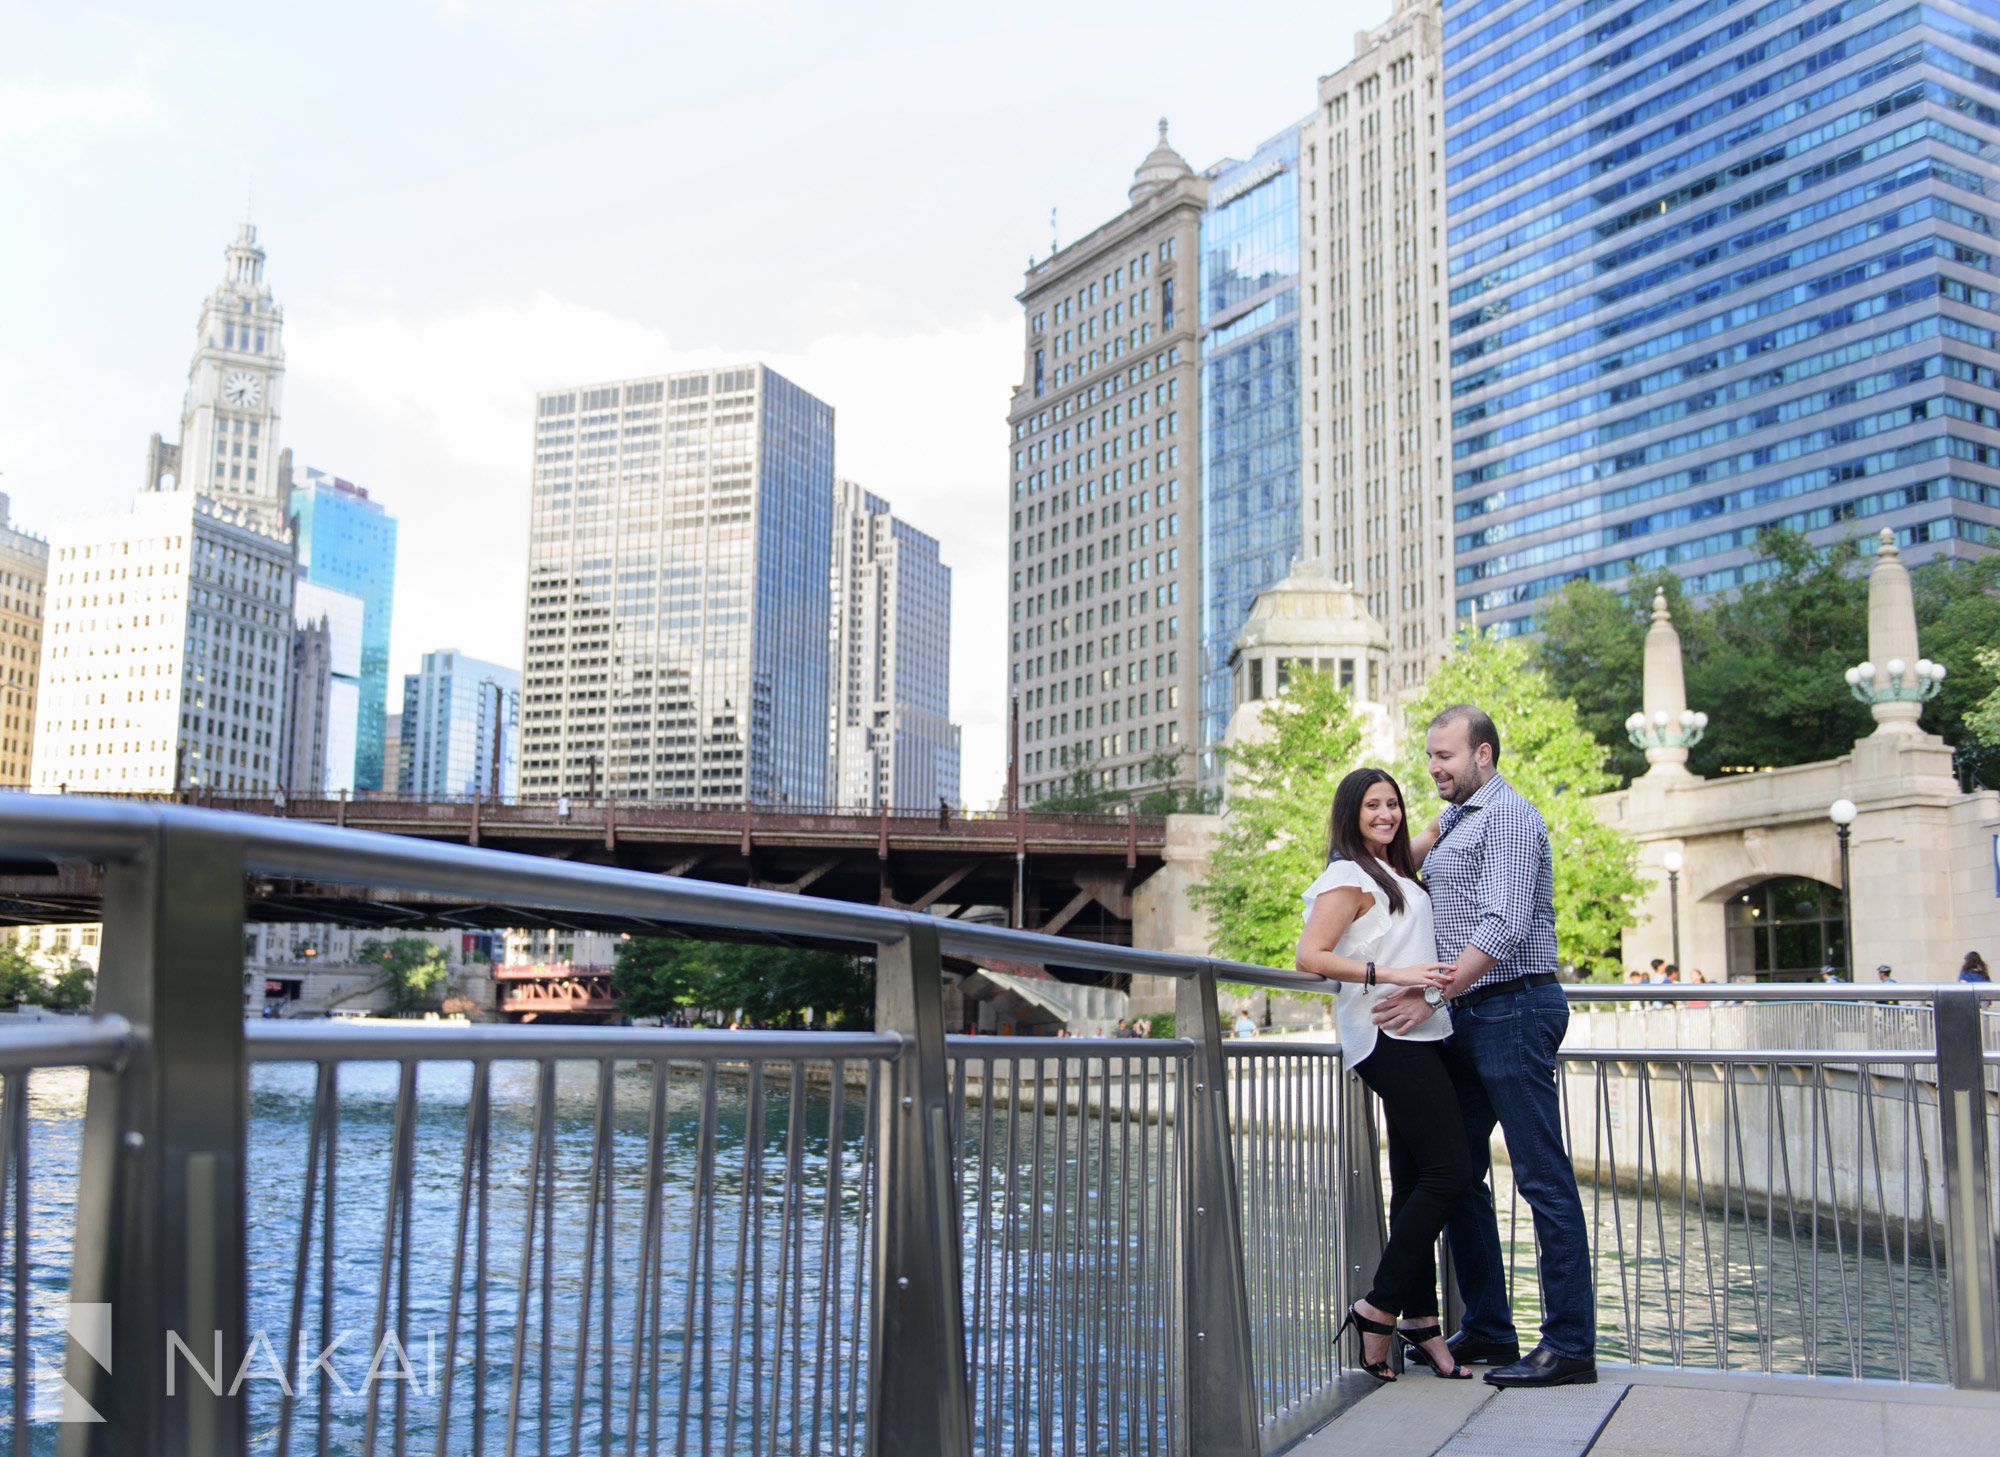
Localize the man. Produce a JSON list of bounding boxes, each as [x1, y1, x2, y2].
[[1373, 704, 1596, 1387], [1233, 1009, 1258, 1039], [1876, 964, 1896, 983]]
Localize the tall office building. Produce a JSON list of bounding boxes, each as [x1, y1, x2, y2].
[[523, 365, 835, 804], [1300, 0, 1453, 687], [288, 466, 397, 789], [399, 649, 520, 799], [828, 480, 960, 809], [1008, 123, 1205, 805], [36, 227, 297, 795], [1198, 125, 1304, 773], [0, 496, 48, 786], [1445, 0, 2000, 635], [34, 491, 294, 793], [284, 579, 363, 795]]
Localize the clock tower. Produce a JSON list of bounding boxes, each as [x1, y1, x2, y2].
[[163, 223, 287, 526]]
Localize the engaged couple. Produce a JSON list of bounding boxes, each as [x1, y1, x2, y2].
[[1294, 704, 1597, 1389]]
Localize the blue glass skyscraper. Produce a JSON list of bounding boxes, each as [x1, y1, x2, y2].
[[1199, 126, 1302, 767], [289, 466, 398, 788], [1444, 0, 2000, 635]]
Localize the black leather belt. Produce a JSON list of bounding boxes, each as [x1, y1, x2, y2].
[[1454, 972, 1557, 1011]]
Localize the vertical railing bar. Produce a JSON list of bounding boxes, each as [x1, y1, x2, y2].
[[993, 1057, 1020, 1457], [728, 1061, 763, 1456], [273, 1060, 331, 1457], [565, 1060, 614, 1457], [622, 1060, 666, 1457], [676, 1059, 717, 1456], [811, 1058, 847, 1454], [844, 1059, 876, 1457], [1935, 988, 2000, 1390], [319, 1067, 341, 1457], [361, 1060, 417, 1457], [432, 1057, 484, 1457], [472, 1061, 492, 1457], [4, 1071, 26, 1457], [503, 1061, 552, 1457], [767, 1058, 804, 1457]]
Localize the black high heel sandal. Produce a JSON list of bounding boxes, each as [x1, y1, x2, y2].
[[1398, 1323, 1474, 1379], [1335, 1304, 1399, 1382]]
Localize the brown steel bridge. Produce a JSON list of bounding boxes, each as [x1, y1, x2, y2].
[[0, 792, 1171, 947]]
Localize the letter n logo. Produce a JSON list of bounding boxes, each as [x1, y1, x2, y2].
[[34, 1302, 111, 1423]]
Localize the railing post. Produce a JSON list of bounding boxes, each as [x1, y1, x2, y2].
[[63, 818, 248, 1457], [868, 916, 971, 1456], [1935, 987, 1998, 1391], [1177, 967, 1260, 1453]]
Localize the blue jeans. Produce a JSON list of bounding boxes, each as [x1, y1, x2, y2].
[[1442, 979, 1595, 1358]]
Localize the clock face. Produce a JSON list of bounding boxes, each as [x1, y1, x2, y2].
[[222, 370, 264, 408]]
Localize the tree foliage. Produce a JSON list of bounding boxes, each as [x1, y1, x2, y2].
[[359, 937, 451, 1015], [1394, 632, 1644, 979], [39, 961, 94, 1013], [1035, 746, 1217, 815], [612, 938, 873, 1029], [1191, 670, 1364, 970], [0, 943, 41, 1008], [1536, 530, 2000, 785]]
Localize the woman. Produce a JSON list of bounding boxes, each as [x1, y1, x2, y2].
[[1296, 767, 1472, 1381], [1961, 951, 1992, 983]]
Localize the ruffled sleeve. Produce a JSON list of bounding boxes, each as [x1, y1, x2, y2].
[[1300, 858, 1391, 960]]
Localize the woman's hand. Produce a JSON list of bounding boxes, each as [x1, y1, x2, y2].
[[1382, 963, 1456, 990]]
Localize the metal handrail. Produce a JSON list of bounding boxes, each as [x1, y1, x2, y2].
[[0, 1014, 134, 1075], [0, 797, 1993, 1455]]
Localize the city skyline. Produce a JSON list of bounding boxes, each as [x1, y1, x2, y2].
[[0, 0, 1390, 808]]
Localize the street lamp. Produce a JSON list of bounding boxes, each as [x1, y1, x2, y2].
[[1662, 850, 1684, 971], [1828, 799, 1858, 978]]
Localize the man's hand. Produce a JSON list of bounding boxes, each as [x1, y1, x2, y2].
[[1370, 986, 1436, 1034]]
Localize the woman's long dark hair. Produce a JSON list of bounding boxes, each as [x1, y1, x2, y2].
[[1965, 951, 1991, 980], [1325, 767, 1420, 915]]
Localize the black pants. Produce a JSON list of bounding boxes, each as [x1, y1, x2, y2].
[[1354, 1034, 1475, 1318]]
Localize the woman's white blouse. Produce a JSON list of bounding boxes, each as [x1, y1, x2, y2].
[[1300, 857, 1451, 1067]]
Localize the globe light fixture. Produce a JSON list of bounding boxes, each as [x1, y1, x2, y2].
[[1846, 655, 1943, 706], [1629, 706, 1709, 752]]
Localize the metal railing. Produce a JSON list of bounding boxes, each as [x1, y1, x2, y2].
[[0, 797, 1992, 1456]]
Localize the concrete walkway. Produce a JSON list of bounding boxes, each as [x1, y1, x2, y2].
[[1285, 1365, 2000, 1457]]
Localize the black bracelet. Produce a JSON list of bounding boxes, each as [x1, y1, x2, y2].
[[1366, 961, 1376, 988]]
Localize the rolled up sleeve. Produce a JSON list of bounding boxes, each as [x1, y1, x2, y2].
[[1469, 803, 1547, 964]]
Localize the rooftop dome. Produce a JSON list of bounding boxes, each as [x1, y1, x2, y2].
[[1130, 118, 1194, 203]]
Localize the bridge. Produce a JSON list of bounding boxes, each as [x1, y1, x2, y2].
[[0, 790, 1167, 942]]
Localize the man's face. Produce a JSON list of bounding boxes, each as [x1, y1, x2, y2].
[[1426, 719, 1489, 805]]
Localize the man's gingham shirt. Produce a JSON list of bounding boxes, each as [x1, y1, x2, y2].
[[1425, 773, 1560, 992]]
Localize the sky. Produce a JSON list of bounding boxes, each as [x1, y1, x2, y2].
[[1, 0, 1391, 807]]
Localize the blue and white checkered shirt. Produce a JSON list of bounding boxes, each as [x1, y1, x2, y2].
[[1425, 774, 1560, 991]]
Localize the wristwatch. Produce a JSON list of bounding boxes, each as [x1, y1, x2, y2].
[[1422, 985, 1446, 1008]]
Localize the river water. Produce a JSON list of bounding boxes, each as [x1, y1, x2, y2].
[[0, 1059, 1954, 1453]]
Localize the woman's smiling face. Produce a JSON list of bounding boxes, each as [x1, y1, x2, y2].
[[1357, 780, 1402, 853]]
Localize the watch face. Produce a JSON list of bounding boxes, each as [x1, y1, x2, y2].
[[222, 370, 263, 408]]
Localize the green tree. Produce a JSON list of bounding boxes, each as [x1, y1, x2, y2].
[[359, 937, 451, 1015], [0, 942, 41, 1008], [1191, 670, 1365, 969], [39, 960, 95, 1013], [1395, 632, 1644, 979], [613, 938, 873, 1028], [1131, 747, 1221, 815], [1910, 554, 2000, 785], [1035, 745, 1121, 813]]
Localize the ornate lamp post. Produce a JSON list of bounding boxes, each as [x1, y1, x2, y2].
[[1662, 850, 1684, 971], [1625, 591, 1707, 774], [1844, 656, 1945, 705], [1626, 708, 1709, 754], [1828, 798, 1857, 978]]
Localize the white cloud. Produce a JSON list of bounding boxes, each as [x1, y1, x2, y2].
[[0, 77, 154, 147], [286, 292, 1019, 807]]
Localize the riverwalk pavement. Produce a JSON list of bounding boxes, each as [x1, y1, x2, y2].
[[1287, 1363, 2000, 1457]]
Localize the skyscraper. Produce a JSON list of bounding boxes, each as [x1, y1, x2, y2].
[[1445, 0, 2000, 635], [36, 226, 296, 795], [288, 466, 397, 789], [35, 491, 294, 793], [1008, 123, 1205, 806], [0, 496, 48, 787], [828, 480, 960, 809], [399, 649, 520, 799], [284, 579, 364, 796], [1300, 0, 1453, 687], [523, 366, 835, 804], [1199, 124, 1304, 775]]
